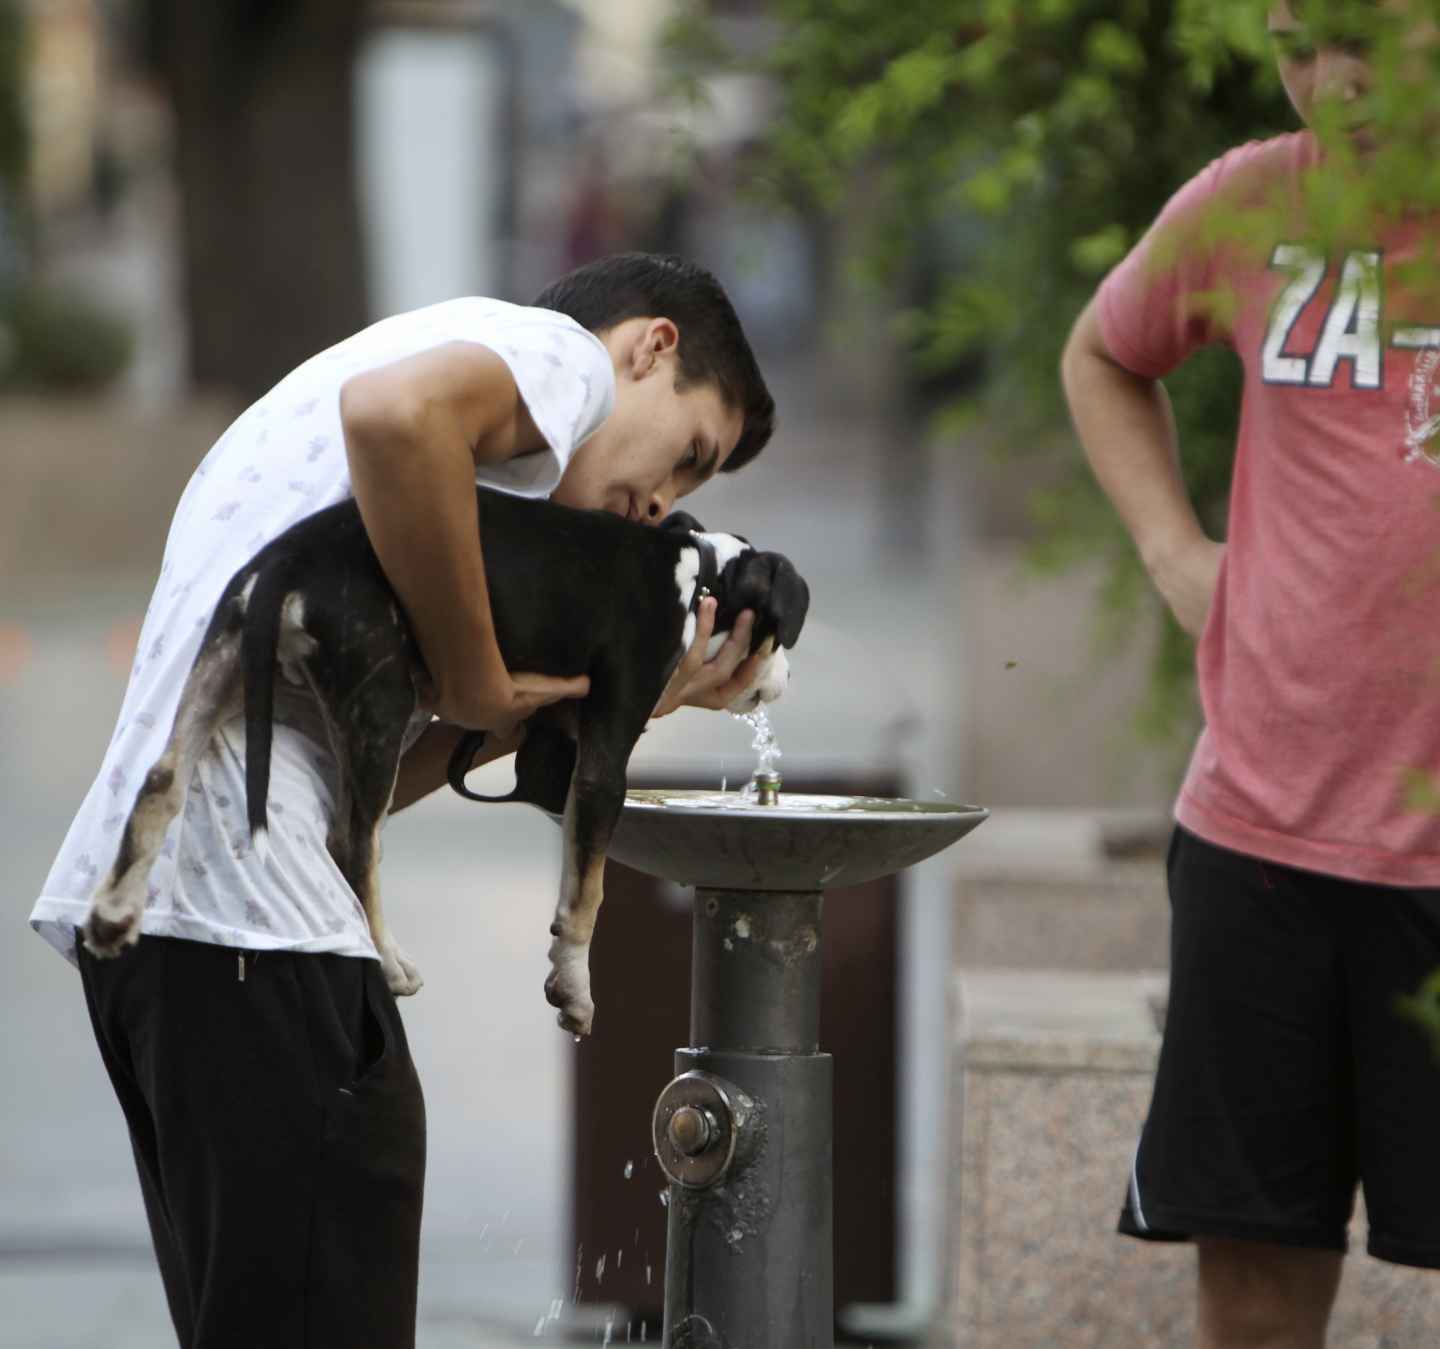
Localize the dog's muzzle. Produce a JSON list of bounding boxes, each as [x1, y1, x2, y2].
[[727, 646, 790, 713]]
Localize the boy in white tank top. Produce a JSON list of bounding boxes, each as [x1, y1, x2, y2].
[[38, 253, 776, 1348]]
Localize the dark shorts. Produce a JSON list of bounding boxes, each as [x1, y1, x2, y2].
[[79, 935, 427, 1348], [1120, 826, 1440, 1269]]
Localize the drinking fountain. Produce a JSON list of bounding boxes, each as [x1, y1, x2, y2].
[[604, 777, 988, 1349]]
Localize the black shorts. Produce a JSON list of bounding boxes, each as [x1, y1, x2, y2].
[[79, 935, 427, 1348], [1120, 825, 1440, 1269]]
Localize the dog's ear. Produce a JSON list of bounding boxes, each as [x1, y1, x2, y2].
[[719, 551, 811, 652], [660, 510, 705, 536], [765, 555, 810, 650]]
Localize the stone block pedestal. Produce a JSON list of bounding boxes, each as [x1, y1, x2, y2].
[[945, 970, 1440, 1348]]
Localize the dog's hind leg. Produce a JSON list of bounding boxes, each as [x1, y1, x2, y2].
[[543, 689, 651, 1036], [84, 629, 242, 956], [336, 666, 422, 996], [348, 783, 420, 996]]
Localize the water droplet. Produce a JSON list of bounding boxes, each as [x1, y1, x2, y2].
[[623, 1159, 634, 1179], [658, 1189, 670, 1208], [596, 1252, 607, 1281], [573, 1033, 582, 1044]]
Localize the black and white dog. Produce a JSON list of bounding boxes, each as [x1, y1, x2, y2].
[[82, 488, 810, 1035]]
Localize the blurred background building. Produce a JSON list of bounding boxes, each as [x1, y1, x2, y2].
[[0, 2, 1221, 1346]]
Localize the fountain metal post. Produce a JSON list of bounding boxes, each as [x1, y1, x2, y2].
[[606, 782, 988, 1349]]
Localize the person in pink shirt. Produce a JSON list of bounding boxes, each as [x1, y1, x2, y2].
[[1063, 4, 1440, 1346]]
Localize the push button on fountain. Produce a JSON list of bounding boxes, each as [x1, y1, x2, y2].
[[653, 1071, 745, 1189], [668, 1105, 716, 1156]]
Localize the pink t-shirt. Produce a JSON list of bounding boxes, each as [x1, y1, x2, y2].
[[1099, 131, 1440, 886]]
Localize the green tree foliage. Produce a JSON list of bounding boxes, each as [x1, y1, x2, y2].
[[1395, 968, 1440, 1063], [670, 0, 1433, 741]]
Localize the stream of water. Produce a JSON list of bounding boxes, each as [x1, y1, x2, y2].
[[731, 704, 781, 800]]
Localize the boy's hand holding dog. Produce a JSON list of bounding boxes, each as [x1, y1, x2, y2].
[[428, 657, 591, 739], [652, 597, 762, 718]]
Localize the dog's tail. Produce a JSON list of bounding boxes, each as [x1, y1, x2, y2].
[[240, 564, 292, 852]]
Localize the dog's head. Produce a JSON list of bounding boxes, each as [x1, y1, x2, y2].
[[662, 512, 811, 712]]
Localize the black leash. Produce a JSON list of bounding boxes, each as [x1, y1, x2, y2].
[[446, 729, 492, 801]]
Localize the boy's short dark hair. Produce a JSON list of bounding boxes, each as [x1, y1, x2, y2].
[[532, 253, 775, 472]]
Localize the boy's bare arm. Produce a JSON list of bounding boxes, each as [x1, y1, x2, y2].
[[1060, 297, 1223, 637], [389, 720, 526, 814], [341, 342, 589, 731]]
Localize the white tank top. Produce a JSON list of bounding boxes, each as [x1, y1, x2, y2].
[[31, 297, 614, 965]]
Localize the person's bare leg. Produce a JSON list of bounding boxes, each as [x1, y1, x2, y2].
[[1196, 1239, 1342, 1349]]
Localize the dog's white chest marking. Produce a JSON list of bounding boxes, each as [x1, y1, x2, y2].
[[675, 546, 701, 650], [701, 532, 748, 654]]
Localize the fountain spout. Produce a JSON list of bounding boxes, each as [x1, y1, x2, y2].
[[752, 769, 781, 806]]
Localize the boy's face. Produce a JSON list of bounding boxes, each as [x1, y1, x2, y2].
[[1269, 1, 1440, 155], [552, 317, 744, 523]]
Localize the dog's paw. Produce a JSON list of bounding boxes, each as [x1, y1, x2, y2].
[[548, 987, 595, 1038], [82, 890, 143, 958], [555, 1005, 594, 1037], [380, 940, 424, 997], [544, 945, 594, 1037]]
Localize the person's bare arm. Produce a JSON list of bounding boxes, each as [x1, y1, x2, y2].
[[389, 720, 526, 814], [1060, 298, 1223, 637], [341, 342, 589, 730]]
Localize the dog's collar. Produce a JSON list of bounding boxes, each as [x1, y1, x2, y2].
[[690, 536, 721, 613]]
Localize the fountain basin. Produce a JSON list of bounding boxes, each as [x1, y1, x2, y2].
[[607, 789, 989, 892]]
